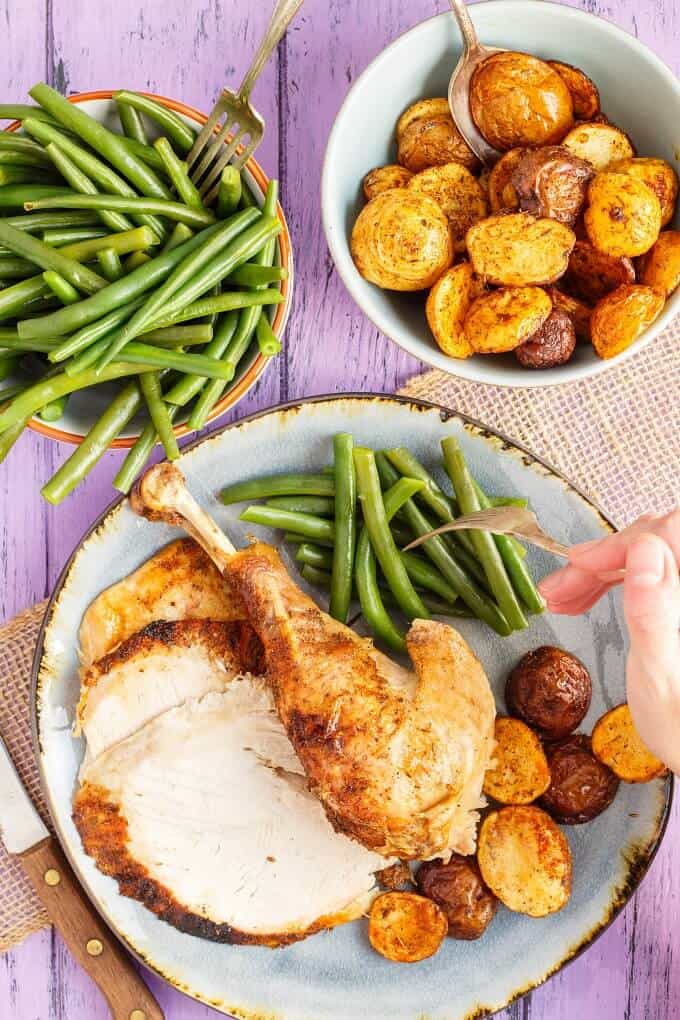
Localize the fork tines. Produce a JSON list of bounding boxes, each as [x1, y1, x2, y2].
[[187, 91, 264, 205]]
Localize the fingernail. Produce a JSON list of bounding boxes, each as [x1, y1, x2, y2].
[[538, 569, 567, 594], [628, 533, 665, 586]]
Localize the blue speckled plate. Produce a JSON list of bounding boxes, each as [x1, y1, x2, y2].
[[32, 395, 671, 1020]]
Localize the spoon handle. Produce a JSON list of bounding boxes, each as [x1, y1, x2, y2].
[[449, 0, 481, 53]]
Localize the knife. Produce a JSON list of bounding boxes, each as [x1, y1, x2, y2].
[[0, 734, 164, 1020]]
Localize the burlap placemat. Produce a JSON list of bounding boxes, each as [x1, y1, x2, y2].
[[0, 321, 678, 953]]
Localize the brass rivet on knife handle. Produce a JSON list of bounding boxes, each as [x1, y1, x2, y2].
[[87, 938, 104, 956], [130, 1011, 148, 1020], [44, 867, 61, 886]]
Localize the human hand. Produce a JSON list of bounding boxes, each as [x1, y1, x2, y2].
[[538, 511, 680, 774]]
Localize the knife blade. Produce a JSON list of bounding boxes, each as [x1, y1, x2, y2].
[[0, 733, 164, 1020]]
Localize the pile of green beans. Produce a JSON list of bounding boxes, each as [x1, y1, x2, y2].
[[0, 85, 287, 503], [219, 434, 545, 648]]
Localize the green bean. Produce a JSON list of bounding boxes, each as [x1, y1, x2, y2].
[[375, 452, 512, 636], [239, 180, 258, 209], [117, 99, 148, 145], [37, 393, 69, 422], [295, 543, 334, 570], [97, 248, 123, 281], [217, 166, 242, 218], [113, 403, 180, 494], [300, 564, 336, 592], [0, 355, 18, 382], [2, 211, 102, 234], [284, 531, 334, 548], [162, 310, 238, 407], [30, 84, 172, 200], [18, 223, 222, 339], [0, 278, 51, 321], [227, 263, 287, 288], [378, 587, 472, 619], [153, 136, 205, 211], [255, 313, 282, 357], [41, 381, 142, 504], [400, 551, 460, 604], [110, 341, 233, 379], [141, 324, 214, 346], [239, 505, 335, 542], [25, 192, 216, 229], [43, 142, 135, 234], [123, 251, 151, 271], [113, 92, 195, 154], [329, 433, 357, 623], [161, 222, 193, 253], [42, 270, 79, 304], [0, 105, 59, 124], [489, 495, 529, 508], [139, 371, 179, 460], [0, 184, 73, 208], [0, 258, 35, 279], [0, 333, 59, 353], [354, 448, 429, 621], [0, 416, 28, 462], [153, 289, 282, 333], [0, 135, 52, 163], [121, 137, 168, 173], [0, 152, 49, 172], [42, 227, 109, 247], [0, 166, 59, 186], [441, 437, 528, 631], [471, 478, 527, 559], [267, 496, 335, 516], [49, 297, 146, 363], [220, 473, 335, 504], [0, 382, 28, 406], [0, 220, 106, 293]]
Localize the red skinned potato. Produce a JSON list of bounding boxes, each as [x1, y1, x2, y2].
[[547, 287, 592, 341], [397, 99, 479, 173], [506, 645, 592, 740], [539, 734, 619, 824], [562, 239, 635, 305], [547, 61, 600, 120], [416, 856, 498, 940], [512, 145, 594, 226], [515, 307, 576, 368]]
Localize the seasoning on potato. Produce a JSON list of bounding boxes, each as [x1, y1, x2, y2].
[[547, 287, 592, 341], [368, 891, 448, 963], [506, 646, 592, 740], [425, 262, 484, 359], [377, 862, 413, 891], [638, 230, 680, 297], [477, 806, 573, 917], [397, 98, 479, 173], [515, 307, 577, 368], [408, 162, 488, 252], [483, 717, 551, 804], [561, 239, 635, 305], [547, 61, 600, 120], [540, 734, 620, 824], [488, 148, 527, 213], [363, 164, 413, 201], [591, 704, 668, 782], [590, 283, 665, 359], [464, 287, 552, 353], [466, 212, 575, 286], [611, 157, 679, 227], [416, 856, 498, 941], [512, 145, 594, 226], [562, 122, 635, 171], [470, 51, 574, 151], [351, 190, 453, 290], [585, 172, 662, 258], [396, 98, 451, 139]]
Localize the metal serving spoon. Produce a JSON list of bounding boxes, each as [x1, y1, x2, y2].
[[447, 0, 504, 166]]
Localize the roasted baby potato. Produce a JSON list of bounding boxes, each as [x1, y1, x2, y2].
[[488, 148, 527, 213], [416, 856, 498, 941], [425, 262, 484, 359], [464, 286, 552, 353], [638, 230, 680, 297], [351, 190, 453, 291], [611, 157, 679, 227], [363, 164, 414, 201], [562, 239, 636, 305], [397, 103, 479, 173], [515, 307, 576, 368], [540, 734, 620, 824], [470, 51, 574, 151], [466, 212, 575, 286], [513, 145, 594, 226], [396, 98, 450, 139], [408, 162, 488, 252], [506, 646, 592, 740], [477, 166, 491, 199], [377, 862, 413, 891], [562, 122, 634, 171], [591, 704, 667, 783], [585, 172, 662, 258], [547, 61, 600, 120], [477, 806, 572, 917], [483, 717, 551, 804], [590, 283, 664, 359], [547, 287, 592, 341], [368, 891, 448, 963]]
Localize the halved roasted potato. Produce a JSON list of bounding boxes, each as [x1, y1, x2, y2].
[[562, 239, 635, 305], [562, 122, 634, 171], [483, 717, 551, 804], [466, 212, 575, 286], [363, 164, 414, 201], [488, 148, 527, 213], [585, 172, 662, 258], [426, 262, 484, 359], [408, 162, 488, 252], [470, 51, 573, 151], [610, 157, 679, 227], [638, 230, 680, 297], [397, 107, 479, 173], [592, 704, 667, 783], [351, 190, 453, 291], [368, 891, 448, 963], [547, 287, 593, 341], [547, 61, 600, 120], [396, 98, 451, 139], [515, 307, 577, 368], [513, 146, 594, 226], [477, 806, 572, 917], [590, 283, 665, 359], [464, 286, 552, 353]]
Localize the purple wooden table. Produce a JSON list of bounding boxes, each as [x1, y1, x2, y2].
[[1, 1, 679, 1017]]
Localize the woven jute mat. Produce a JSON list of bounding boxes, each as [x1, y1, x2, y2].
[[1, 323, 678, 953]]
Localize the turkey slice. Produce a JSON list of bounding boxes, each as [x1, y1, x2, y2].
[[74, 682, 388, 946]]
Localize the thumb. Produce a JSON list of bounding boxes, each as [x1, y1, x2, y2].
[[624, 533, 680, 669]]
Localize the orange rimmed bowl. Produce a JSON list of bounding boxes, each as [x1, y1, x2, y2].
[[6, 90, 293, 447]]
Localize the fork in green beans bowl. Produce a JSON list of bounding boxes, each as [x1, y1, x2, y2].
[[0, 88, 292, 503]]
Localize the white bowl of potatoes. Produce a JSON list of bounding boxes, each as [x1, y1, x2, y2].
[[321, 1, 680, 387]]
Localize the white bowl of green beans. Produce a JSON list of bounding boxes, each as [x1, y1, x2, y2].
[[0, 87, 293, 503]]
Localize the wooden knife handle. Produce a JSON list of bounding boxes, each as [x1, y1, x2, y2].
[[20, 837, 164, 1020]]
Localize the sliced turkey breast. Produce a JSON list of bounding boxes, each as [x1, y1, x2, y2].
[[74, 682, 388, 946], [75, 619, 262, 763]]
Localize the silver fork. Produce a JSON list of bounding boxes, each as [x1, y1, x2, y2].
[[187, 0, 304, 205]]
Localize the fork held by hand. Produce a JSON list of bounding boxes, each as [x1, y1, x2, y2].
[[187, 0, 304, 204]]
